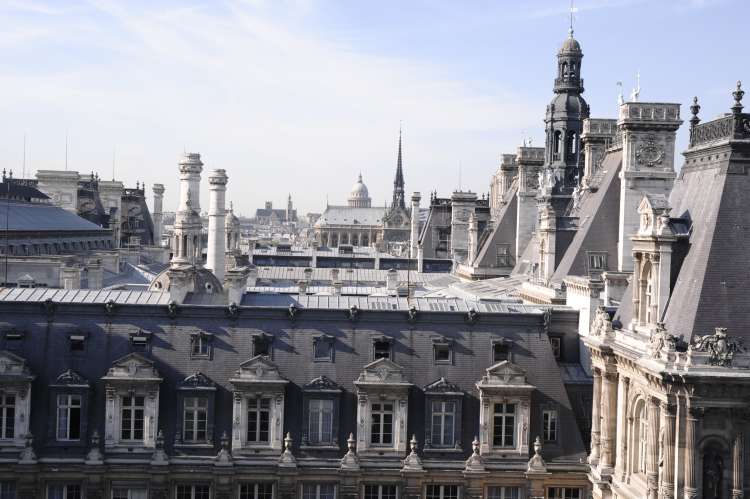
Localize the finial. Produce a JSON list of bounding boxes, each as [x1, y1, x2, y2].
[[690, 96, 701, 128], [534, 436, 542, 455], [8, 170, 12, 180], [284, 432, 293, 451], [2, 169, 5, 182], [732, 80, 744, 114], [347, 433, 356, 452], [568, 0, 576, 37], [410, 434, 418, 454], [472, 436, 480, 455]]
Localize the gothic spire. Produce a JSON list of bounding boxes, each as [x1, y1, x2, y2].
[[392, 127, 406, 210]]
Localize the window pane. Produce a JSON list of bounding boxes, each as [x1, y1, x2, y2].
[[0, 482, 16, 499], [319, 485, 335, 499]]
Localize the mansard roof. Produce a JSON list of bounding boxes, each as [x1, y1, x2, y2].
[[551, 150, 622, 282]]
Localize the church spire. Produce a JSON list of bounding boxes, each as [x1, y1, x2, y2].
[[392, 126, 406, 210]]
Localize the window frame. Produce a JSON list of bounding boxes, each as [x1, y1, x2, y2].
[[312, 335, 335, 362], [111, 484, 149, 499], [490, 339, 512, 364], [189, 332, 213, 359], [55, 393, 82, 441], [175, 372, 217, 448], [47, 483, 83, 499], [120, 394, 146, 443], [546, 488, 581, 499], [372, 337, 393, 361], [301, 376, 341, 449], [548, 336, 562, 361], [363, 484, 398, 499], [0, 393, 16, 441], [300, 484, 336, 499], [0, 481, 16, 499], [491, 402, 517, 449], [238, 482, 274, 499], [175, 484, 211, 499], [252, 334, 274, 358], [485, 486, 521, 499], [427, 399, 459, 449], [369, 401, 395, 447], [424, 485, 459, 499], [542, 408, 558, 443], [432, 337, 453, 365], [246, 396, 272, 444]]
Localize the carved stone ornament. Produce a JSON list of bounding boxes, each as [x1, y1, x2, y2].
[[278, 432, 297, 468], [85, 430, 103, 464], [590, 306, 614, 339], [150, 430, 169, 465], [166, 300, 178, 319], [42, 298, 56, 318], [407, 305, 418, 324], [635, 134, 665, 167], [464, 436, 486, 472], [526, 436, 547, 473], [287, 304, 299, 321], [18, 433, 36, 464], [691, 327, 745, 367], [647, 323, 677, 358], [348, 305, 359, 322], [104, 299, 116, 316], [465, 308, 479, 325], [340, 433, 360, 470], [225, 302, 240, 320], [215, 431, 233, 466], [401, 435, 423, 472]]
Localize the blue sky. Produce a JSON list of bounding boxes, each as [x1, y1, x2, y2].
[[0, 0, 746, 215]]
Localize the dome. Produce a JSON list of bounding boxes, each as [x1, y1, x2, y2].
[[149, 265, 224, 294], [559, 32, 582, 54], [347, 174, 372, 208], [549, 93, 589, 119], [225, 203, 240, 229]]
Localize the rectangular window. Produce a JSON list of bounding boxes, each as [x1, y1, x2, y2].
[[176, 485, 210, 499], [492, 403, 516, 448], [495, 244, 512, 267], [370, 402, 393, 446], [586, 251, 608, 274], [48, 485, 82, 499], [430, 400, 456, 447], [308, 399, 334, 445], [549, 337, 561, 360], [302, 484, 335, 499], [433, 344, 452, 364], [373, 341, 391, 360], [56, 394, 82, 440], [121, 395, 145, 442], [0, 394, 15, 439], [313, 338, 333, 361], [239, 483, 273, 499], [0, 482, 16, 499], [492, 341, 509, 363], [547, 488, 580, 499], [69, 335, 86, 353], [543, 410, 558, 442], [486, 487, 519, 499], [364, 485, 397, 499], [425, 485, 458, 499], [253, 336, 271, 357], [191, 335, 210, 357], [112, 488, 148, 499], [183, 397, 208, 443], [247, 398, 270, 443]]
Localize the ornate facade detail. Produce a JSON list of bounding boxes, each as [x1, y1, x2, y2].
[[85, 430, 103, 464], [340, 433, 360, 470], [635, 134, 665, 168], [225, 302, 240, 320], [691, 327, 745, 367], [527, 436, 547, 473], [278, 432, 297, 468], [179, 371, 216, 389], [464, 437, 486, 472], [590, 306, 613, 338], [401, 435, 424, 472], [104, 299, 116, 315], [303, 375, 341, 393], [423, 377, 463, 394], [53, 369, 89, 387], [465, 308, 479, 325], [647, 323, 677, 358]]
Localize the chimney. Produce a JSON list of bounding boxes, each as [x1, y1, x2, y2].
[[86, 258, 103, 289], [178, 153, 204, 214], [152, 184, 165, 247], [224, 267, 250, 305], [60, 265, 81, 290], [386, 268, 398, 291], [207, 170, 228, 281], [410, 192, 421, 259]]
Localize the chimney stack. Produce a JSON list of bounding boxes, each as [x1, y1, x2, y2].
[[207, 169, 228, 281]]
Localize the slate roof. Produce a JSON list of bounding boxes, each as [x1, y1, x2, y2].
[[0, 200, 109, 232], [474, 180, 518, 267], [551, 150, 622, 282], [316, 205, 386, 226]]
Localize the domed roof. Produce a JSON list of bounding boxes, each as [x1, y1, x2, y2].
[[349, 174, 369, 199], [548, 93, 589, 118], [559, 32, 582, 54], [149, 265, 224, 294], [225, 202, 240, 229]]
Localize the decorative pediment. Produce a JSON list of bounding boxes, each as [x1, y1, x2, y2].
[[102, 352, 162, 383], [354, 358, 411, 387], [178, 371, 216, 390], [0, 351, 35, 381], [424, 377, 462, 395], [230, 355, 288, 386], [476, 361, 534, 390], [637, 194, 672, 236], [52, 369, 89, 387], [303, 375, 342, 393]]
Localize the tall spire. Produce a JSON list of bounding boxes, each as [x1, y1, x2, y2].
[[392, 126, 406, 210]]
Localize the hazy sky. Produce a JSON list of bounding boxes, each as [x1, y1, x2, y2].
[[0, 0, 746, 215]]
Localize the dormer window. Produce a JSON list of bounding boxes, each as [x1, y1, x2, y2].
[[190, 332, 213, 359], [586, 251, 608, 276], [0, 394, 15, 440], [432, 337, 453, 365], [491, 339, 511, 363], [69, 334, 86, 353], [175, 372, 217, 447], [253, 334, 273, 358], [0, 351, 35, 447], [129, 331, 151, 352], [313, 335, 334, 362], [372, 337, 393, 361]]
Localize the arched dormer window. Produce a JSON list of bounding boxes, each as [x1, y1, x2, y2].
[[638, 260, 654, 324]]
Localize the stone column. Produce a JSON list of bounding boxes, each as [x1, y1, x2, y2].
[[207, 170, 228, 281], [410, 192, 421, 259], [178, 152, 203, 213], [660, 402, 676, 499], [616, 376, 630, 481], [152, 184, 165, 246], [646, 397, 660, 499], [683, 407, 699, 499], [589, 368, 602, 466], [600, 371, 618, 472], [733, 432, 744, 499]]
